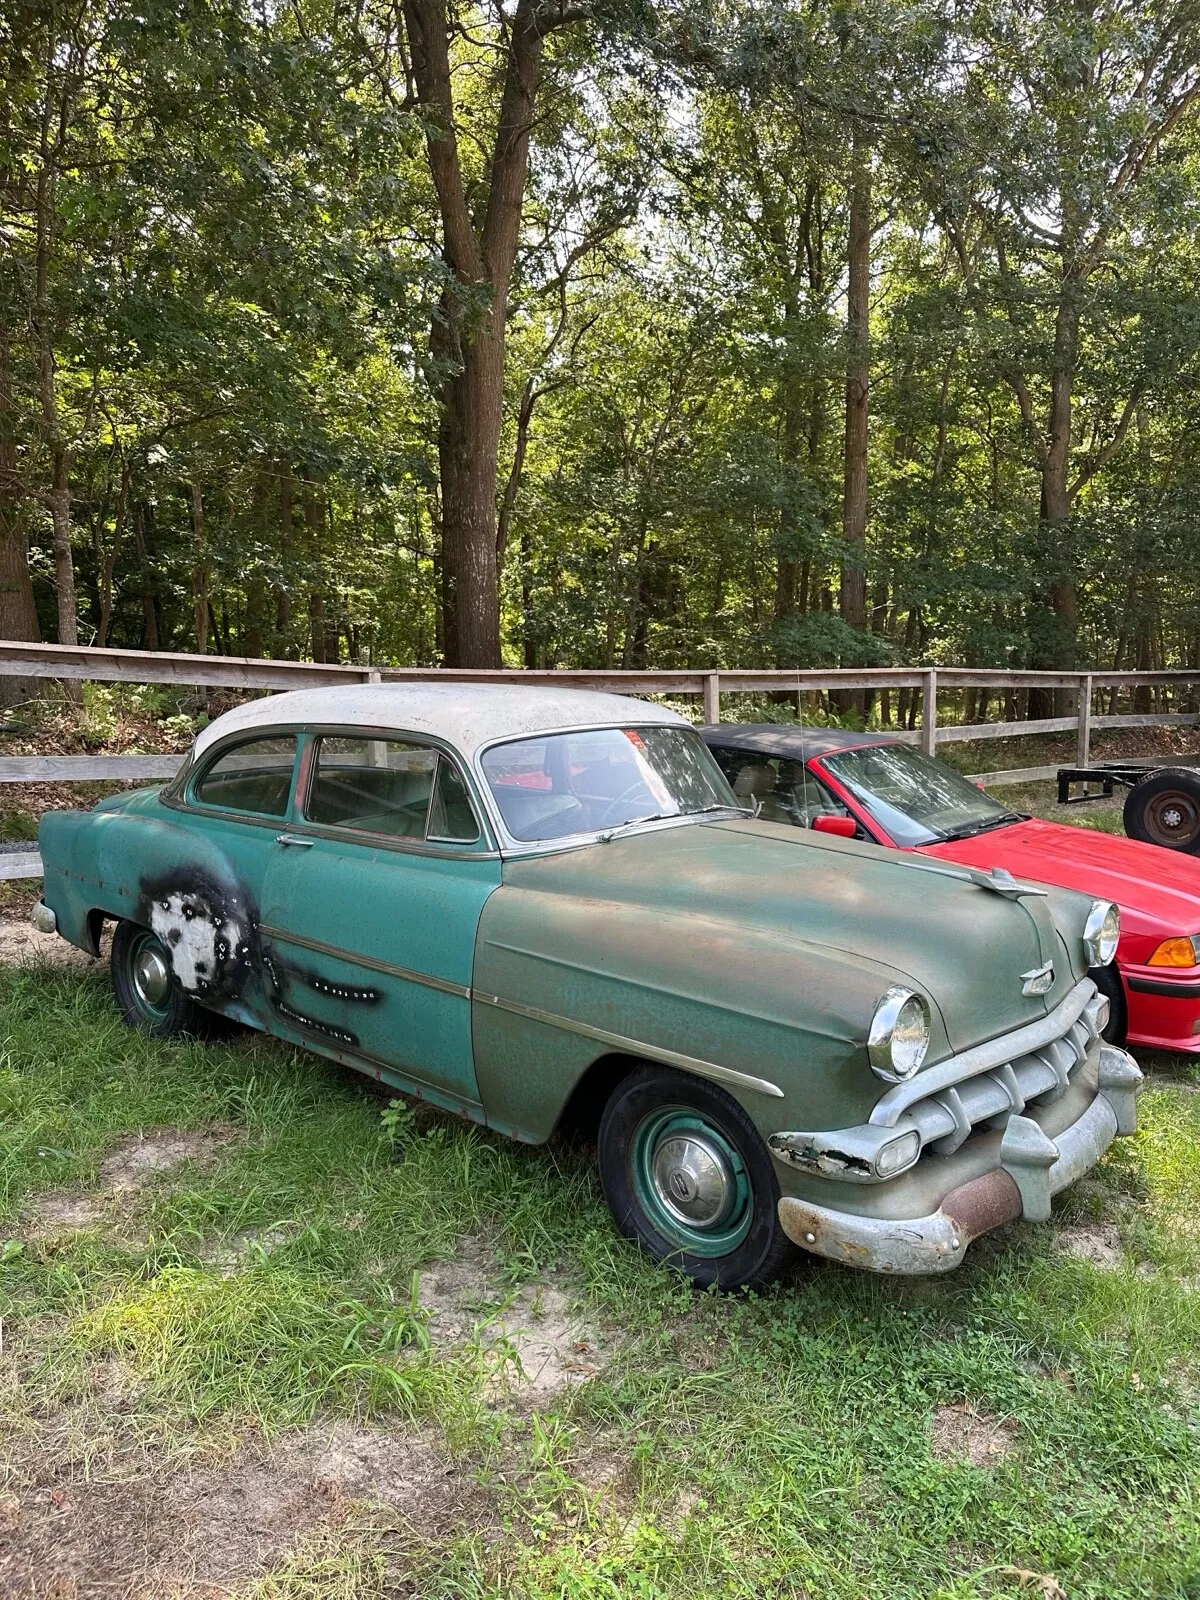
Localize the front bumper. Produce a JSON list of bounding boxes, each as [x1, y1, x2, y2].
[[1124, 961, 1200, 1053], [777, 1041, 1143, 1274]]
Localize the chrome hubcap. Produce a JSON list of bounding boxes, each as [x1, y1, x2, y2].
[[650, 1132, 735, 1229], [1163, 807, 1183, 829], [133, 943, 171, 1007]]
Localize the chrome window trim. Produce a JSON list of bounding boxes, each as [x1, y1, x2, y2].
[[183, 729, 303, 821], [472, 720, 741, 856], [302, 728, 487, 854]]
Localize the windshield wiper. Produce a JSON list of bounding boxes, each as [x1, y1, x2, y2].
[[598, 804, 740, 842], [938, 812, 1023, 842]]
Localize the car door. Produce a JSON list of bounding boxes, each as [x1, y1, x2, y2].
[[259, 731, 501, 1110]]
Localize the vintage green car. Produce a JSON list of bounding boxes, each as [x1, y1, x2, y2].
[[34, 685, 1142, 1288]]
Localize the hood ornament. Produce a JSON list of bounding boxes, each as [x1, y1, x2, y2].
[[971, 866, 1049, 901]]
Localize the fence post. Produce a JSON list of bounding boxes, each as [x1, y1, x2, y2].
[[921, 669, 938, 756], [367, 668, 382, 684], [703, 671, 721, 724], [1076, 672, 1092, 767]]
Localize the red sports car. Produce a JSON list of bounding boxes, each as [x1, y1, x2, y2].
[[702, 724, 1200, 1054]]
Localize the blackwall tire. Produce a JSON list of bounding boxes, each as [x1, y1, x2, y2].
[[1123, 769, 1200, 853], [110, 919, 208, 1038], [597, 1064, 795, 1290], [1090, 962, 1128, 1045]]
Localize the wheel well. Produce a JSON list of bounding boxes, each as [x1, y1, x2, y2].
[[552, 1052, 646, 1144], [84, 909, 108, 957]]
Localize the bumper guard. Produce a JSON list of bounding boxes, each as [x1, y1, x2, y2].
[[777, 1045, 1142, 1274]]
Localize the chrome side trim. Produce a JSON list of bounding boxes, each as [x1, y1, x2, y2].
[[258, 924, 471, 999], [869, 978, 1098, 1127], [472, 990, 786, 1099]]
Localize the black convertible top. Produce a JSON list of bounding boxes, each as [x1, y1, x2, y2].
[[698, 724, 901, 763]]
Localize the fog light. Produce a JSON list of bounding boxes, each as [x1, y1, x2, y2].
[[875, 1130, 920, 1177]]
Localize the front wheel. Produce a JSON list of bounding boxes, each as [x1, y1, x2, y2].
[[1090, 962, 1128, 1045], [1124, 769, 1200, 853], [110, 920, 208, 1037], [598, 1065, 794, 1290]]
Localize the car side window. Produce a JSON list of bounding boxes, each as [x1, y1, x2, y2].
[[710, 748, 846, 828], [428, 756, 481, 843], [192, 736, 298, 817], [307, 737, 480, 844]]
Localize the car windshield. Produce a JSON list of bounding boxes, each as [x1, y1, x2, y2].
[[481, 725, 739, 842], [821, 744, 1019, 847]]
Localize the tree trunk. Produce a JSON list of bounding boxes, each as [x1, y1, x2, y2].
[[437, 311, 504, 667], [245, 576, 266, 658], [403, 0, 556, 669], [190, 481, 208, 654], [0, 320, 41, 706], [132, 504, 159, 650], [840, 138, 870, 642], [96, 459, 130, 648]]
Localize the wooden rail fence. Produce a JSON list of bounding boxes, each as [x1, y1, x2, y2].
[[2, 641, 1199, 881]]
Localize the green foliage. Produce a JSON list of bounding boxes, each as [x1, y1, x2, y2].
[[2, 0, 1199, 682]]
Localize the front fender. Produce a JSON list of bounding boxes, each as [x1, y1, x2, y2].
[[470, 883, 945, 1144]]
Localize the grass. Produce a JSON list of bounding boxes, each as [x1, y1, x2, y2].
[[2, 956, 1199, 1598]]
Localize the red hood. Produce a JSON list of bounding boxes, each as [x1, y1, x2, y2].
[[918, 817, 1200, 946]]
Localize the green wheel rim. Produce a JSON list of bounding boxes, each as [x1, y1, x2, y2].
[[126, 928, 174, 1023], [629, 1105, 753, 1258]]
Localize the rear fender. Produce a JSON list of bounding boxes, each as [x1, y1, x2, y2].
[[38, 809, 260, 1013]]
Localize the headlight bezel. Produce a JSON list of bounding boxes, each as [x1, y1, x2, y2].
[[1082, 899, 1120, 967], [868, 986, 931, 1083]]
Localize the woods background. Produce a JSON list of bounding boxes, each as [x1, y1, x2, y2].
[[3, 0, 1199, 701]]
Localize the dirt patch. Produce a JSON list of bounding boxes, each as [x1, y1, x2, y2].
[[418, 1237, 603, 1398], [930, 1403, 1017, 1468], [0, 1420, 474, 1599], [1055, 1222, 1123, 1270], [0, 915, 101, 970], [24, 1127, 238, 1240]]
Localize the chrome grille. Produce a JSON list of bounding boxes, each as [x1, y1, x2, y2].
[[883, 985, 1108, 1159]]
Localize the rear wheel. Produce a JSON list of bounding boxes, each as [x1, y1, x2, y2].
[[111, 920, 207, 1037], [597, 1065, 794, 1290], [1124, 769, 1200, 853]]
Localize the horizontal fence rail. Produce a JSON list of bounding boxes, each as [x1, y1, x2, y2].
[[3, 641, 1200, 885]]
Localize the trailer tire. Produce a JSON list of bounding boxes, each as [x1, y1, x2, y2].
[[1123, 769, 1200, 853]]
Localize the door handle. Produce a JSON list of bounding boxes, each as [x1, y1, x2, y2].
[[275, 833, 314, 848]]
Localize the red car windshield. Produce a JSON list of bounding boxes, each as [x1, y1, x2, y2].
[[482, 725, 738, 842], [822, 745, 1020, 847]]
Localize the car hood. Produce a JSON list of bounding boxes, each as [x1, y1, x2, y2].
[[501, 817, 1080, 1055], [919, 817, 1200, 931]]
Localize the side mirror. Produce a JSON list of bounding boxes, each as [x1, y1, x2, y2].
[[812, 815, 857, 838]]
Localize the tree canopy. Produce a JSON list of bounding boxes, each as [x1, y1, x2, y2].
[[2, 0, 1198, 688]]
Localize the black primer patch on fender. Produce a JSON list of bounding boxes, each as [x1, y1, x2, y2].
[[137, 866, 259, 1000]]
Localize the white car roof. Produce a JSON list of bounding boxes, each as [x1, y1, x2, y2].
[[191, 682, 689, 764]]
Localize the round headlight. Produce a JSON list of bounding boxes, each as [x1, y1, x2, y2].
[[1083, 900, 1120, 967], [868, 987, 931, 1082]]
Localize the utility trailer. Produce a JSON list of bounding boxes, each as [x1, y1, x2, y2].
[[1057, 762, 1200, 853]]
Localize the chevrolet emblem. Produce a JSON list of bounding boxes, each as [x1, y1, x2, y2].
[[1021, 961, 1055, 996]]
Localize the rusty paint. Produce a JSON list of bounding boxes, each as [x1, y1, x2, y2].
[[941, 1169, 1023, 1242]]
